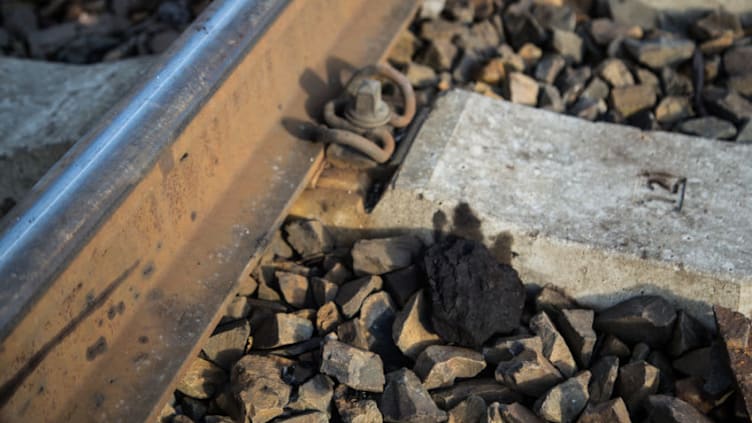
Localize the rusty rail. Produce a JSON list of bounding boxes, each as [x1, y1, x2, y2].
[[0, 0, 417, 421]]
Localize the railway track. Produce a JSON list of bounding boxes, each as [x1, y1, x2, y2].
[[0, 0, 418, 421]]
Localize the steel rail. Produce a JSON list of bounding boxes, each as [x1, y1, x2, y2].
[[0, 0, 418, 420]]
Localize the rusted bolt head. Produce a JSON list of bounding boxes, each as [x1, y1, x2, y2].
[[345, 79, 391, 128]]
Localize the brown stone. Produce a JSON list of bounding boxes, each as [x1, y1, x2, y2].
[[483, 335, 544, 365], [415, 345, 486, 389], [448, 395, 487, 423], [551, 29, 583, 64], [432, 379, 522, 410], [351, 236, 423, 275], [320, 339, 385, 392], [487, 402, 544, 423], [588, 356, 619, 404], [624, 37, 695, 69], [615, 361, 660, 415], [714, 305, 752, 417], [311, 277, 339, 307], [277, 271, 310, 308], [254, 313, 313, 349], [655, 96, 693, 124], [530, 311, 578, 377], [534, 371, 591, 423], [231, 355, 290, 423], [423, 39, 459, 71], [577, 398, 631, 423], [392, 290, 442, 359], [598, 59, 634, 88], [508, 72, 539, 106], [316, 301, 342, 334], [335, 275, 382, 318], [334, 385, 383, 423], [381, 368, 448, 422], [535, 54, 566, 84], [287, 374, 335, 415], [645, 395, 713, 423], [177, 357, 227, 399], [495, 348, 564, 397], [284, 219, 334, 259], [389, 30, 419, 65], [203, 319, 251, 370], [610, 84, 657, 118]]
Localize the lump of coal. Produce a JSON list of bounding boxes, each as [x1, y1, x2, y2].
[[424, 237, 525, 347]]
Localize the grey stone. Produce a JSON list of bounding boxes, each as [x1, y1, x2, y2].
[[599, 335, 631, 360], [534, 371, 591, 423], [447, 395, 487, 423], [624, 37, 695, 69], [361, 291, 397, 332], [723, 45, 752, 76], [414, 345, 486, 390], [551, 29, 583, 64], [580, 77, 610, 102], [570, 97, 606, 121], [284, 219, 334, 259], [287, 374, 335, 415], [320, 339, 385, 392], [452, 51, 484, 84], [728, 74, 752, 97], [594, 296, 677, 347], [655, 96, 693, 124], [334, 385, 383, 423], [352, 236, 422, 276], [677, 116, 737, 140], [736, 120, 752, 144], [311, 277, 339, 307], [503, 1, 547, 50], [324, 261, 352, 285], [704, 88, 752, 124], [535, 54, 567, 84], [615, 361, 661, 415], [392, 290, 442, 359], [253, 313, 314, 349], [265, 231, 295, 261], [483, 335, 544, 365], [203, 319, 251, 370], [630, 343, 651, 363], [382, 265, 424, 309], [460, 20, 503, 56], [661, 67, 693, 97], [407, 63, 439, 89], [532, 3, 576, 31], [495, 348, 564, 397], [598, 59, 634, 88], [558, 309, 597, 368], [231, 355, 291, 423], [381, 368, 448, 422], [668, 311, 712, 358], [425, 237, 526, 347], [645, 395, 713, 423], [635, 67, 661, 92], [530, 311, 578, 377], [277, 271, 310, 309], [610, 84, 657, 118], [539, 83, 566, 112], [204, 416, 234, 423], [177, 357, 227, 399], [236, 275, 259, 297], [335, 276, 383, 318], [508, 72, 539, 106], [431, 379, 522, 410], [577, 398, 631, 423], [316, 301, 342, 334], [337, 318, 374, 350], [557, 66, 592, 104], [692, 8, 742, 40], [588, 356, 619, 403]]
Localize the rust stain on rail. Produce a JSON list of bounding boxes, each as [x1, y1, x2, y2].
[[0, 0, 418, 421]]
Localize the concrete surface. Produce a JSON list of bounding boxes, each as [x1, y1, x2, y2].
[[370, 90, 752, 325], [0, 56, 154, 209]]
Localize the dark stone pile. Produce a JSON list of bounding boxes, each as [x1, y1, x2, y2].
[[164, 219, 750, 422], [389, 0, 752, 142], [0, 0, 210, 63]]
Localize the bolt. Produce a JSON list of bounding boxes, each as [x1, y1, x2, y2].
[[345, 78, 391, 128]]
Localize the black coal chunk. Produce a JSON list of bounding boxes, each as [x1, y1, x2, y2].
[[424, 237, 525, 347]]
